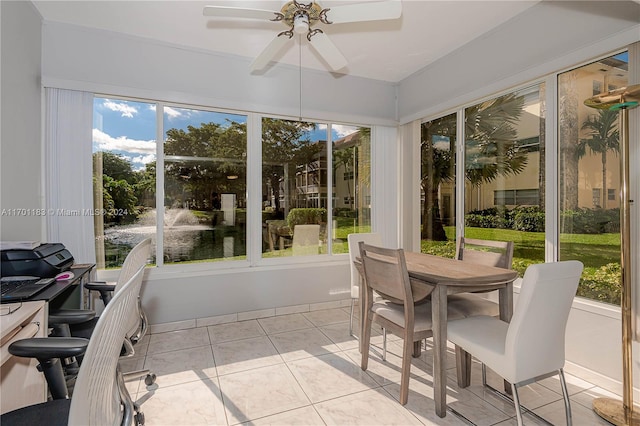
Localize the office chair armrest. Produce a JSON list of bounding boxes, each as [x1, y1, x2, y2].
[[84, 282, 116, 293], [49, 309, 96, 325], [9, 337, 89, 360]]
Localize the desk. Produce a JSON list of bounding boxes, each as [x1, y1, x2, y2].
[[1, 300, 47, 413], [356, 251, 518, 418], [29, 264, 94, 310]]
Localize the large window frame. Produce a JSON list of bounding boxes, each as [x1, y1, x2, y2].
[[416, 47, 631, 309], [92, 98, 373, 270]]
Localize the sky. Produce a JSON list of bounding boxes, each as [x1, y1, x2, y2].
[[93, 97, 359, 171]]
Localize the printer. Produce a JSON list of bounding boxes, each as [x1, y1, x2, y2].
[[1, 243, 74, 277]]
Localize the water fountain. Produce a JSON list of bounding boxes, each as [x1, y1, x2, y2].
[[103, 208, 221, 265]]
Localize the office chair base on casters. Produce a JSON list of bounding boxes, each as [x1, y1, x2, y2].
[[145, 372, 157, 386], [124, 368, 156, 386]]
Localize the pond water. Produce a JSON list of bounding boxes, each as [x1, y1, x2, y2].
[[102, 208, 246, 267]]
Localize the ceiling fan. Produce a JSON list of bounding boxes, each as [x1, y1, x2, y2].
[[203, 1, 402, 72]]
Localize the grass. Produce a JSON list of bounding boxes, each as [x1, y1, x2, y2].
[[420, 226, 621, 305]]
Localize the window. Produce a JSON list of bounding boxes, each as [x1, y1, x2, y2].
[[420, 112, 456, 255], [592, 188, 602, 207], [260, 119, 371, 258], [94, 99, 371, 268], [592, 80, 602, 96], [558, 51, 627, 305], [332, 126, 371, 254], [464, 85, 545, 270], [494, 189, 539, 206], [163, 106, 247, 264], [93, 98, 158, 269]]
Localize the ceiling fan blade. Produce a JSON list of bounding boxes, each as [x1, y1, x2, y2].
[[203, 6, 279, 21], [324, 0, 402, 24], [250, 35, 293, 72], [308, 32, 348, 71]]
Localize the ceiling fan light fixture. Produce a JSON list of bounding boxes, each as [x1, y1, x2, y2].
[[293, 13, 310, 34]]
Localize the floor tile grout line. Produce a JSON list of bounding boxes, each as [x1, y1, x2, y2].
[[129, 308, 611, 425]]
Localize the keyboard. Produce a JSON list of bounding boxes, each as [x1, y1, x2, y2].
[[0, 276, 56, 302]]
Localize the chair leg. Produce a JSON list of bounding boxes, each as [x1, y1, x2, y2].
[[382, 328, 387, 361], [349, 298, 357, 339], [559, 369, 573, 426], [360, 312, 372, 371], [482, 363, 487, 387], [454, 345, 472, 388], [399, 336, 413, 405], [512, 383, 524, 426]]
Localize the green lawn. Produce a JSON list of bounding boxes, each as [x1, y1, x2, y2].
[[420, 226, 621, 305]]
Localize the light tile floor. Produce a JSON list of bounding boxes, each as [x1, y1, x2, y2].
[[121, 307, 616, 425]]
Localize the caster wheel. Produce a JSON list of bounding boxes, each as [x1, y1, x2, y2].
[[144, 373, 156, 386], [135, 411, 145, 426]]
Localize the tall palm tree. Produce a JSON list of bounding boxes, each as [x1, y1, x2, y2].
[[577, 109, 620, 208], [421, 93, 528, 240]]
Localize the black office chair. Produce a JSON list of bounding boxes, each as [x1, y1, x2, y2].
[[1, 265, 147, 426]]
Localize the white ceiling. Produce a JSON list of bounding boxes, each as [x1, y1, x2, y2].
[[32, 0, 541, 83]]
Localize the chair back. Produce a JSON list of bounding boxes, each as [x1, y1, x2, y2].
[[505, 260, 583, 382], [359, 243, 413, 313], [292, 224, 320, 256], [68, 265, 146, 426], [114, 238, 151, 342], [114, 238, 152, 293], [347, 233, 382, 298], [456, 237, 514, 269]]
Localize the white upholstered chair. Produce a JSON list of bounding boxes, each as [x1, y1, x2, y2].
[[292, 224, 321, 256], [447, 260, 583, 425], [347, 232, 382, 338]]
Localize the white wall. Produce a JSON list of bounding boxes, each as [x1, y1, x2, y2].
[[0, 1, 43, 241], [41, 21, 398, 127]]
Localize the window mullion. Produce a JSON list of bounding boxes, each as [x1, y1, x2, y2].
[[155, 102, 165, 267]]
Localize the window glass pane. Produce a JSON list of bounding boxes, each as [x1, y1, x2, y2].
[[262, 118, 327, 257], [558, 52, 627, 305], [93, 97, 157, 269], [163, 107, 247, 263], [420, 112, 457, 257], [464, 84, 546, 274], [331, 126, 372, 254]]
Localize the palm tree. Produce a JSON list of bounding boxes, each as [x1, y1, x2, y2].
[[577, 109, 620, 208], [421, 93, 528, 240]]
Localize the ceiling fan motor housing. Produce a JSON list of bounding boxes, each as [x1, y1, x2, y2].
[[279, 1, 330, 28]]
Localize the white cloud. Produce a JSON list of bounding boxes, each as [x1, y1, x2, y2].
[[93, 128, 156, 156], [332, 125, 357, 138], [130, 154, 156, 165], [164, 106, 183, 119], [102, 99, 138, 118]]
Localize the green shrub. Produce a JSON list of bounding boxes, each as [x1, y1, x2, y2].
[[577, 263, 621, 304], [561, 208, 619, 234], [286, 208, 327, 230], [513, 206, 545, 232]]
